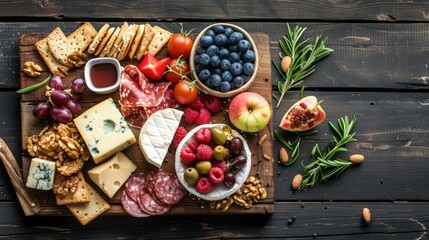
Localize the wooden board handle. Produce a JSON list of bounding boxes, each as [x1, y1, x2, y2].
[[0, 138, 41, 216]]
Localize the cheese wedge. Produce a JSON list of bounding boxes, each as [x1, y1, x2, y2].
[[139, 108, 183, 168]]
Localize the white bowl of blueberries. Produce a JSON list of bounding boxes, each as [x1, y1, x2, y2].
[[190, 23, 258, 97]]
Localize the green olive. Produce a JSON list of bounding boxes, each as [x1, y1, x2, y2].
[[196, 161, 212, 175], [210, 126, 227, 145], [184, 167, 199, 186], [213, 145, 226, 161]]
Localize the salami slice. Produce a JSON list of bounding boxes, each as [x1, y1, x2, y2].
[[154, 176, 187, 205], [143, 89, 179, 118], [125, 172, 146, 202], [146, 169, 171, 195], [121, 191, 149, 218], [138, 189, 171, 216]]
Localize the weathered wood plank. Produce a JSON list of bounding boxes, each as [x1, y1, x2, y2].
[[1, 1, 429, 22], [0, 201, 427, 239]]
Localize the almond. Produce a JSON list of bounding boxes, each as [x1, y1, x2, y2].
[[291, 174, 303, 190], [279, 147, 289, 165], [258, 134, 267, 146], [362, 207, 371, 224], [281, 56, 292, 72], [349, 154, 365, 164]]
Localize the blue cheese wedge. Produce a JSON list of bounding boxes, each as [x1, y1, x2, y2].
[[88, 152, 136, 198], [74, 98, 136, 164], [139, 108, 183, 168], [26, 158, 56, 190]]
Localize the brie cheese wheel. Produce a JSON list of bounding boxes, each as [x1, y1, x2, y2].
[[139, 108, 183, 168]]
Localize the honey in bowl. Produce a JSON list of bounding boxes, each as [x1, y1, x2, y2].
[[90, 63, 118, 88]]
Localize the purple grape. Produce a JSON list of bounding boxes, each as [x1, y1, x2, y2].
[[70, 93, 80, 102], [223, 172, 236, 188], [65, 100, 82, 117], [230, 137, 244, 157], [71, 77, 85, 94], [50, 106, 72, 123], [231, 155, 246, 169], [33, 102, 51, 119], [49, 75, 65, 90], [50, 90, 70, 106]]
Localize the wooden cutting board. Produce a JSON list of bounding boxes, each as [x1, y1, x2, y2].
[[18, 31, 274, 216]]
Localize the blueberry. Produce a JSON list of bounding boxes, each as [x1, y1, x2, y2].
[[210, 55, 221, 68], [195, 64, 204, 74], [229, 32, 243, 45], [220, 59, 232, 71], [212, 68, 223, 76], [194, 55, 201, 65], [229, 52, 241, 63], [219, 48, 230, 59], [232, 76, 245, 88], [221, 71, 233, 82], [200, 36, 214, 48], [206, 45, 219, 56], [199, 53, 210, 66], [224, 27, 234, 37], [220, 81, 232, 92], [205, 29, 216, 38], [228, 45, 238, 53], [242, 75, 250, 83], [210, 74, 222, 87], [242, 50, 255, 62], [230, 62, 243, 76], [198, 69, 211, 81], [243, 62, 255, 76], [204, 79, 215, 88], [213, 25, 225, 34], [237, 39, 251, 52], [197, 45, 207, 54], [214, 34, 228, 47]]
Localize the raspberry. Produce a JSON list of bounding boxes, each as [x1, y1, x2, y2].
[[212, 160, 227, 173], [195, 108, 211, 125], [172, 126, 187, 148], [208, 167, 225, 184], [196, 144, 213, 161], [189, 95, 205, 110], [187, 139, 199, 152], [184, 107, 199, 124], [202, 95, 221, 113], [180, 147, 197, 165], [195, 127, 211, 144], [195, 177, 213, 193]]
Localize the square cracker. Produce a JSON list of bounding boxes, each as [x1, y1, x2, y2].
[[135, 23, 156, 60], [94, 27, 115, 56], [67, 22, 97, 52], [147, 25, 173, 56], [66, 184, 110, 226], [55, 171, 90, 205], [47, 27, 74, 67], [35, 38, 69, 77], [88, 23, 110, 54], [128, 24, 145, 59]]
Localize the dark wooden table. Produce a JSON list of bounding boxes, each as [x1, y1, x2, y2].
[[1, 1, 428, 238]]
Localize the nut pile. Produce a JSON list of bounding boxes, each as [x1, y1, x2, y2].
[[210, 176, 267, 212]]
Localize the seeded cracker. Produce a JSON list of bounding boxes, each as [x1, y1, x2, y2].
[[47, 27, 74, 67], [55, 171, 90, 205], [147, 25, 173, 56], [35, 38, 69, 77], [108, 22, 129, 58], [117, 24, 138, 60], [88, 23, 110, 54], [66, 184, 110, 226], [135, 23, 156, 60], [67, 22, 97, 52], [128, 24, 145, 59], [96, 27, 115, 56]]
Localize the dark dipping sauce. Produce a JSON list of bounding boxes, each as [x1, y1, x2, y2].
[[90, 63, 118, 88]]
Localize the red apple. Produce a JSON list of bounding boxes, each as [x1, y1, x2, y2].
[[228, 92, 271, 132]]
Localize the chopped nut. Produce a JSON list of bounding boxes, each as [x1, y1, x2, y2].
[[53, 173, 80, 196], [23, 61, 42, 77], [263, 154, 271, 161], [258, 134, 267, 146]]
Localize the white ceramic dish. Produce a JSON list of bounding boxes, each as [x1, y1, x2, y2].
[[84, 57, 122, 94], [175, 124, 252, 201]]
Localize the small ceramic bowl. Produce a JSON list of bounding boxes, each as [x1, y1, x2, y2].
[[175, 124, 252, 201], [189, 23, 258, 98], [84, 57, 122, 94]]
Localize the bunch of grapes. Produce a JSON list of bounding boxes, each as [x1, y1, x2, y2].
[[33, 76, 85, 123]]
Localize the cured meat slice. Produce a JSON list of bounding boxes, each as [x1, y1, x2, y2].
[[125, 172, 146, 202], [121, 191, 149, 218], [143, 89, 179, 119], [154, 176, 187, 205], [146, 169, 171, 195], [138, 189, 171, 215]]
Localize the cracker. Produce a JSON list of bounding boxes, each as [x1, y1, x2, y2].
[[88, 23, 110, 54], [99, 27, 121, 57], [147, 25, 173, 56], [95, 27, 115, 56], [35, 38, 70, 77], [135, 23, 156, 60], [47, 27, 74, 67], [117, 24, 138, 60], [66, 184, 110, 226], [128, 24, 145, 59], [55, 171, 90, 205], [108, 22, 129, 58], [67, 22, 97, 52]]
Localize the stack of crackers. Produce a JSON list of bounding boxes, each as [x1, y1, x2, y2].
[[88, 22, 173, 61], [55, 171, 110, 226]]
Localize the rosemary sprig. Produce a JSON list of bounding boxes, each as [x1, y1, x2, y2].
[[275, 129, 318, 166], [273, 24, 333, 109], [299, 115, 357, 190]]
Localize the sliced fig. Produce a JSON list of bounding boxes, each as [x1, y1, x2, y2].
[[279, 96, 326, 132]]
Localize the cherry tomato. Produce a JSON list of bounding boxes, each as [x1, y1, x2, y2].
[[167, 23, 193, 58], [174, 81, 198, 105], [164, 57, 190, 83]]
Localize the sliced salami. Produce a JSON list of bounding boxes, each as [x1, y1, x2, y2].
[[121, 191, 149, 218], [143, 89, 179, 119], [146, 169, 171, 195], [154, 176, 187, 205], [125, 172, 146, 202], [138, 189, 171, 216]]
